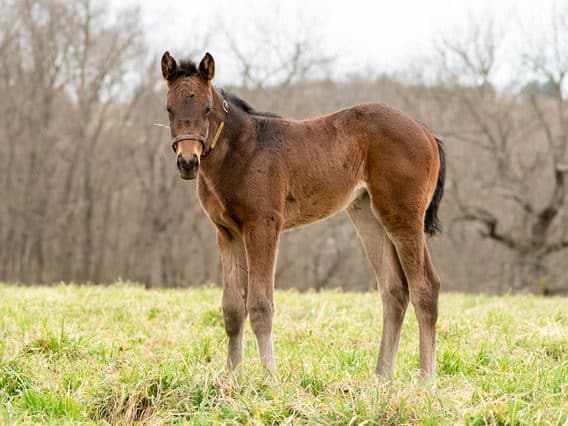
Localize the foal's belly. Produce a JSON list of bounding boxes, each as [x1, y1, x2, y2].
[[282, 179, 365, 230]]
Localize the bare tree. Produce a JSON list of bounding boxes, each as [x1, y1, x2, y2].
[[0, 0, 144, 283], [4, 1, 565, 295], [221, 15, 334, 90], [436, 16, 568, 293]]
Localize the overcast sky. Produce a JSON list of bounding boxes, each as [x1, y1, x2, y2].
[[116, 0, 561, 85]]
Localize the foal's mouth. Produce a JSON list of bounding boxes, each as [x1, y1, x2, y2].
[[179, 170, 198, 180]]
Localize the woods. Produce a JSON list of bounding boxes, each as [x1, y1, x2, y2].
[[1, 0, 567, 294]]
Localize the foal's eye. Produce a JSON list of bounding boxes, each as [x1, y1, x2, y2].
[[204, 106, 212, 117]]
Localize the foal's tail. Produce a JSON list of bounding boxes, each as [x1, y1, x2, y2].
[[424, 137, 446, 236]]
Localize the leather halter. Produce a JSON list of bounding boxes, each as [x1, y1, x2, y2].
[[171, 99, 229, 159], [171, 133, 206, 155]]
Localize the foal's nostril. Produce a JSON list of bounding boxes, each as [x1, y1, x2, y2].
[[177, 154, 199, 172]]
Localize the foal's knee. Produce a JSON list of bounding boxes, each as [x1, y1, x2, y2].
[[248, 295, 273, 336], [380, 282, 409, 318]]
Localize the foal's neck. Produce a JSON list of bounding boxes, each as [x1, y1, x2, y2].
[[211, 87, 253, 152], [199, 88, 254, 181]]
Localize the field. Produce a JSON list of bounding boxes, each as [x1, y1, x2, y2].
[[0, 283, 566, 425]]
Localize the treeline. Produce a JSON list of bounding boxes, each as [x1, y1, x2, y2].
[[1, 0, 567, 294]]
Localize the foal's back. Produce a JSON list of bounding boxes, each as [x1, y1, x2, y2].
[[260, 103, 439, 230]]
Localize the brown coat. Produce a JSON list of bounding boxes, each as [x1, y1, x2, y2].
[[161, 51, 445, 379]]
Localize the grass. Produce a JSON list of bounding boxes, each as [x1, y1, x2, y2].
[[0, 282, 566, 425]]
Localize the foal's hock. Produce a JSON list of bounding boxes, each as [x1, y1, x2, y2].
[[161, 51, 445, 379]]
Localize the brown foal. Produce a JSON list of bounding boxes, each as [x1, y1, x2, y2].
[[161, 51, 446, 380]]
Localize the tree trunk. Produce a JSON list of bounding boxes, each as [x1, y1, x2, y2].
[[510, 252, 547, 294]]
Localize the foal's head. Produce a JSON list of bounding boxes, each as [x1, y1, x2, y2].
[[161, 51, 216, 180]]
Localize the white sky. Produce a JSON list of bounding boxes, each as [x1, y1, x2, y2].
[[116, 0, 561, 85]]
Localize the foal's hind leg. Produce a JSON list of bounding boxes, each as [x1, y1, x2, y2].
[[347, 194, 409, 380], [369, 200, 440, 378], [217, 230, 248, 370], [421, 244, 441, 375]]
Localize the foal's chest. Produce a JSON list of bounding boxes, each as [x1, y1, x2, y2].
[[196, 175, 247, 235]]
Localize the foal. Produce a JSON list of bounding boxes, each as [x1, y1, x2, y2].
[[161, 51, 445, 380]]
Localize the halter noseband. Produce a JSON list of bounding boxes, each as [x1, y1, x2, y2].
[[171, 99, 229, 159], [171, 133, 206, 156]]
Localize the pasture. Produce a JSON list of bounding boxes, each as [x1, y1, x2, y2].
[[0, 283, 566, 424]]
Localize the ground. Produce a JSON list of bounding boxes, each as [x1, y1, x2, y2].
[[0, 283, 566, 424]]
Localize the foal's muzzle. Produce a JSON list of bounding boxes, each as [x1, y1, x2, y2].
[[172, 133, 205, 180], [177, 154, 199, 180]]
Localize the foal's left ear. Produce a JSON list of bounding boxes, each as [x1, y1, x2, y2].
[[198, 52, 215, 82]]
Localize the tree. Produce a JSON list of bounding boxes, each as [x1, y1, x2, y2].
[[436, 16, 568, 294], [0, 0, 144, 283]]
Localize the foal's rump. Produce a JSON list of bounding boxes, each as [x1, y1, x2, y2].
[[337, 103, 445, 235]]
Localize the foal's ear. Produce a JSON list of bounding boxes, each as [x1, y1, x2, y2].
[[198, 52, 215, 82], [161, 51, 178, 82]]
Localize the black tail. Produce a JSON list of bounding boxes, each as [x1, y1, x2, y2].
[[424, 137, 446, 236]]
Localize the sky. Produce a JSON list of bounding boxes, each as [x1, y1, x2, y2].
[[115, 0, 561, 85]]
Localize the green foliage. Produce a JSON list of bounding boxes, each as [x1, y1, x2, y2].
[[0, 283, 566, 424]]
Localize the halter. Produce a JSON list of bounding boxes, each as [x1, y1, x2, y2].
[[171, 99, 229, 159], [171, 133, 206, 155]]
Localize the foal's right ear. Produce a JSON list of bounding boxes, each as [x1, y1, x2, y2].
[[161, 51, 178, 82]]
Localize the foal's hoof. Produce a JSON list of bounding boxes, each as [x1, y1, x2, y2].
[[374, 373, 394, 386], [262, 368, 277, 384], [419, 372, 437, 388]]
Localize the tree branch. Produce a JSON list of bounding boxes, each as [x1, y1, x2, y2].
[[457, 211, 519, 250], [543, 240, 568, 255]]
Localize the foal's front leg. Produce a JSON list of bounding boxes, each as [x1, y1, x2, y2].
[[243, 218, 281, 374], [217, 231, 248, 370]]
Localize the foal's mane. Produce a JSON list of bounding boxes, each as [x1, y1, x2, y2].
[[220, 89, 281, 119]]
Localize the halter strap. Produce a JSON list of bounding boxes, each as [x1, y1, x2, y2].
[[210, 121, 224, 150], [205, 99, 229, 155], [200, 119, 225, 158]]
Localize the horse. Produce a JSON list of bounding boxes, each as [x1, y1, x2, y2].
[[160, 51, 445, 380]]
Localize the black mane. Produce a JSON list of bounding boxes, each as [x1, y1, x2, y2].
[[220, 89, 280, 118]]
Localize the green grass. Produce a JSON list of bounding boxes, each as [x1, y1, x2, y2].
[[0, 283, 566, 425]]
